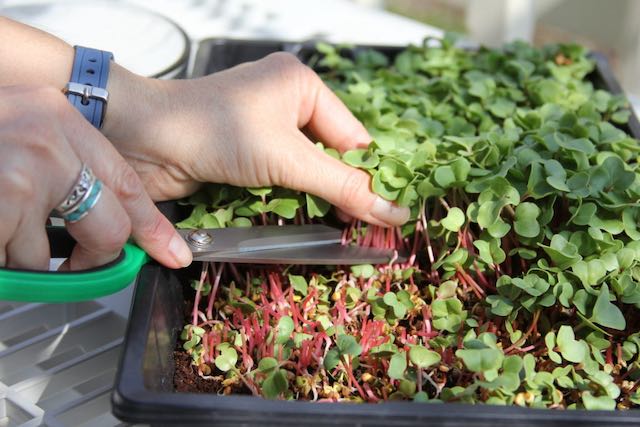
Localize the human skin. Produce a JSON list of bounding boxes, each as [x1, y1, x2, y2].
[[0, 17, 409, 271]]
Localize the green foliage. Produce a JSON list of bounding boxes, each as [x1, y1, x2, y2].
[[409, 345, 441, 369], [178, 37, 640, 408], [214, 343, 238, 372]]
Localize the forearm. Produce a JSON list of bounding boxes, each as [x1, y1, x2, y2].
[[0, 17, 148, 142], [0, 16, 72, 88]]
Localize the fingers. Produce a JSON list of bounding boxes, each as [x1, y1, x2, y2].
[[256, 54, 408, 226], [277, 133, 410, 227], [0, 91, 131, 271], [296, 65, 372, 153], [57, 104, 192, 269], [5, 216, 50, 270], [58, 184, 131, 271], [0, 85, 190, 272]]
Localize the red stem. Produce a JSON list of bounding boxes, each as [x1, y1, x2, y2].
[[192, 263, 208, 326], [206, 263, 224, 319]]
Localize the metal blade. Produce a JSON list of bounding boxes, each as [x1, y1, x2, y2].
[[193, 244, 405, 265], [177, 224, 342, 257]]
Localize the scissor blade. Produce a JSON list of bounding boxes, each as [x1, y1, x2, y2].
[[177, 224, 342, 256], [193, 244, 404, 265]]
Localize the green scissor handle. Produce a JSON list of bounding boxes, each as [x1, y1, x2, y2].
[[0, 242, 149, 303]]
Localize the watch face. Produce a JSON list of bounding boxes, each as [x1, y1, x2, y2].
[[2, 1, 189, 79]]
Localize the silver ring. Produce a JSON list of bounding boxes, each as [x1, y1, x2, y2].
[[53, 164, 103, 223]]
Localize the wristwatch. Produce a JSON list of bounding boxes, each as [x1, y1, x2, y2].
[[63, 46, 114, 129]]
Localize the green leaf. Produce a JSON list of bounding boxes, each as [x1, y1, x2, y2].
[[486, 295, 514, 316], [545, 331, 562, 364], [231, 217, 252, 227], [473, 239, 506, 265], [514, 202, 541, 238], [383, 292, 407, 319], [201, 213, 222, 228], [489, 97, 516, 118], [342, 148, 380, 169], [305, 193, 331, 218], [262, 369, 288, 399], [539, 234, 582, 269], [409, 345, 441, 369], [258, 357, 278, 374], [417, 179, 446, 198], [247, 187, 273, 197], [369, 342, 399, 357], [351, 264, 376, 278], [571, 259, 607, 288], [434, 165, 456, 188], [571, 202, 597, 225], [183, 335, 201, 351], [466, 71, 496, 99], [582, 391, 616, 410], [214, 345, 238, 372], [289, 274, 308, 295], [336, 334, 362, 357], [324, 348, 340, 371], [591, 284, 626, 330], [413, 391, 430, 402], [388, 351, 407, 379], [455, 342, 504, 373], [441, 207, 465, 231], [276, 316, 294, 344], [265, 197, 301, 219], [556, 326, 586, 363], [477, 201, 502, 228]]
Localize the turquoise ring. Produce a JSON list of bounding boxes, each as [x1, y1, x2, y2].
[[53, 164, 103, 223]]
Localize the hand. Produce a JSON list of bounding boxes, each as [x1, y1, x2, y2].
[[0, 86, 192, 270], [104, 53, 410, 227]]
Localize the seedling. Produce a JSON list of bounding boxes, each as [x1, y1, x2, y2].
[[177, 36, 640, 409]]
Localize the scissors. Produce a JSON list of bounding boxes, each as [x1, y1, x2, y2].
[[0, 224, 402, 303]]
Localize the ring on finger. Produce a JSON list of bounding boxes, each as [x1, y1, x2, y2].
[[53, 163, 103, 223]]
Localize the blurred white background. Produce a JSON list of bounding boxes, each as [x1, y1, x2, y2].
[[3, 0, 637, 105], [366, 0, 640, 113]]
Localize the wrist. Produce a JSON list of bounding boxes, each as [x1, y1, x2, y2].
[[101, 64, 159, 144]]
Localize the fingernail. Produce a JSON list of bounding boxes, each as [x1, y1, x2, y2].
[[169, 233, 192, 267], [371, 197, 410, 226]]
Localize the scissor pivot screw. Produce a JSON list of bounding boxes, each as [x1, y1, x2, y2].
[[187, 229, 213, 247]]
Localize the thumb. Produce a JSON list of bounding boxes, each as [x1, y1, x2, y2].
[[278, 136, 410, 227]]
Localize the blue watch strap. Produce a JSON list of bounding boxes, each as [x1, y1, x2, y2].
[[66, 46, 114, 129]]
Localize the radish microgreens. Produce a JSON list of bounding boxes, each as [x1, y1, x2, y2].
[[178, 35, 640, 409]]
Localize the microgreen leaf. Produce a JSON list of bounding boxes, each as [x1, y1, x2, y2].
[[351, 264, 376, 278], [441, 207, 465, 232], [556, 326, 586, 363], [455, 341, 504, 373], [336, 334, 362, 357], [262, 369, 288, 399], [514, 202, 541, 238], [258, 357, 278, 374], [178, 39, 640, 408], [409, 345, 441, 369], [276, 316, 294, 344], [214, 344, 238, 372], [289, 274, 308, 295], [265, 197, 302, 219], [305, 193, 331, 218], [582, 391, 616, 410], [591, 284, 626, 330], [388, 351, 407, 380], [342, 148, 380, 169]]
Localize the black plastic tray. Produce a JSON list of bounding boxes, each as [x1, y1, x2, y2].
[[112, 39, 640, 426]]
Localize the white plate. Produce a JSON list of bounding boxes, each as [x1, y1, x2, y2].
[[2, 0, 189, 78]]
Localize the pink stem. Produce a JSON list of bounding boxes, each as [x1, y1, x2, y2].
[[206, 263, 224, 319], [192, 263, 208, 326]]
